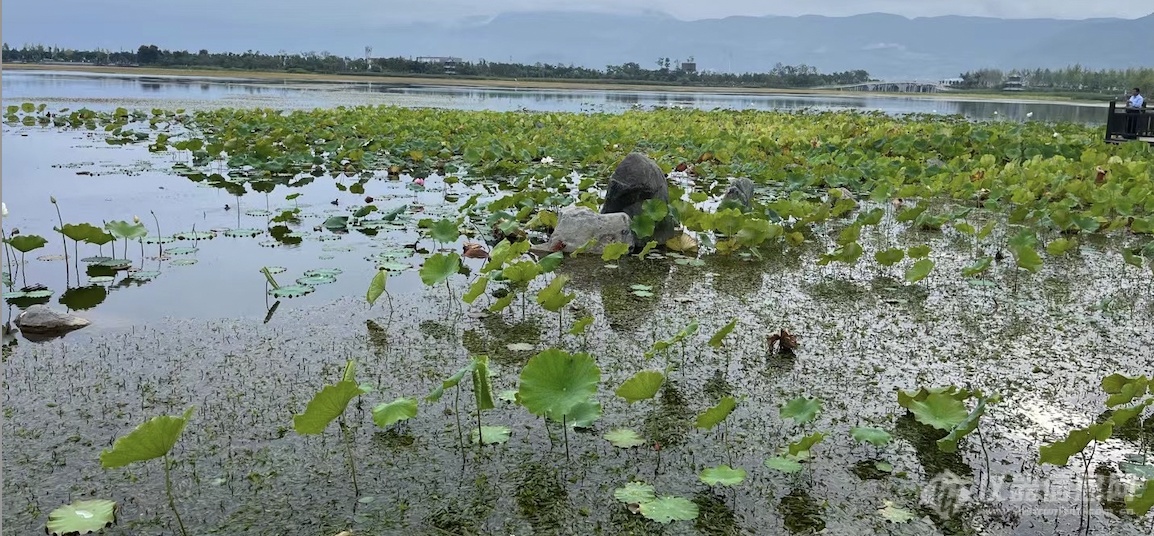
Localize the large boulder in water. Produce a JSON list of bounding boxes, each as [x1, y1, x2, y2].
[[718, 177, 754, 211], [600, 152, 677, 244], [539, 206, 632, 254], [15, 305, 90, 336]]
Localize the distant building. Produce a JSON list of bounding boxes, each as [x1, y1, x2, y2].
[[1003, 75, 1025, 91], [680, 62, 697, 73], [416, 56, 462, 73], [938, 77, 964, 88]]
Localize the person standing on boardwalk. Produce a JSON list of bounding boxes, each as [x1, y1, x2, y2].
[[1125, 87, 1145, 138]]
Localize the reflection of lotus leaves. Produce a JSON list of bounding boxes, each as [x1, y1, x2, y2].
[[170, 259, 198, 266], [269, 284, 315, 298], [322, 245, 356, 252], [59, 285, 108, 310], [316, 235, 342, 242]]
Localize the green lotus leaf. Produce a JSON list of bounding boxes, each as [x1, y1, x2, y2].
[[781, 397, 822, 425], [472, 355, 495, 411], [518, 349, 600, 420], [100, 407, 194, 468], [604, 428, 646, 448], [429, 218, 460, 243], [536, 275, 574, 312], [764, 456, 803, 473], [471, 425, 512, 445], [613, 482, 656, 504], [850, 427, 892, 447], [420, 252, 461, 286], [293, 366, 365, 435], [1126, 481, 1154, 516], [695, 395, 737, 429], [600, 241, 630, 261], [57, 223, 107, 243], [615, 370, 664, 404], [46, 499, 117, 535], [425, 363, 476, 403], [372, 397, 418, 428], [699, 465, 747, 486], [366, 269, 388, 307], [878, 500, 916, 523], [708, 318, 737, 348], [5, 234, 48, 253], [569, 315, 594, 335], [104, 220, 147, 240], [640, 496, 699, 524], [904, 259, 934, 283], [787, 432, 827, 458], [907, 393, 969, 431]]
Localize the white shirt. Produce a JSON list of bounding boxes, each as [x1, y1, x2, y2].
[[1129, 94, 1145, 108]]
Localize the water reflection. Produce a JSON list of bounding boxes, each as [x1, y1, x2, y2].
[[2, 71, 1108, 125]]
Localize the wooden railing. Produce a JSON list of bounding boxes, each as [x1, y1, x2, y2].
[[1105, 100, 1152, 143]]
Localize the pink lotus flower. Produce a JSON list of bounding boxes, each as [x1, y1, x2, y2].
[[414, 178, 426, 186]]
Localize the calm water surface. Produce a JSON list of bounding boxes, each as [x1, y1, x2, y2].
[[2, 70, 1110, 124]]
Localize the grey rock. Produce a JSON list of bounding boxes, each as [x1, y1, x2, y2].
[[540, 206, 632, 254], [14, 305, 90, 335], [718, 177, 754, 211], [600, 152, 677, 244]]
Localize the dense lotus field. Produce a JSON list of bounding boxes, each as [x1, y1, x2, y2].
[[2, 102, 1152, 536]]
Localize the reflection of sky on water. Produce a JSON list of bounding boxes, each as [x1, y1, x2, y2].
[[2, 70, 1109, 125]]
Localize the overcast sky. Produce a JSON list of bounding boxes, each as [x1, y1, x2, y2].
[[390, 0, 1137, 22]]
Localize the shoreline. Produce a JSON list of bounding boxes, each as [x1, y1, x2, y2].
[[3, 63, 1107, 106]]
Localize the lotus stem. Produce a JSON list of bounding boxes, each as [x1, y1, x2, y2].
[[340, 420, 360, 497], [562, 415, 570, 462], [475, 404, 483, 451], [454, 386, 464, 457], [1, 228, 17, 290], [51, 198, 71, 285], [151, 210, 162, 258], [163, 454, 189, 536]]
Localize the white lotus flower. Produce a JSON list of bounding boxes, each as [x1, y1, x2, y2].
[[993, 111, 999, 115], [1053, 132, 1059, 138], [1026, 112, 1034, 118], [540, 156, 554, 165], [2, 202, 6, 218]]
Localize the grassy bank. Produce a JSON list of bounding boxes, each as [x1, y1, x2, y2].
[[4, 63, 1102, 104]]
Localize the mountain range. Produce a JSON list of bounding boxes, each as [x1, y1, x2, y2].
[[3, 8, 1151, 79]]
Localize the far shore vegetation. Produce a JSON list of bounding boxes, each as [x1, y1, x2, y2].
[[4, 43, 1150, 102]]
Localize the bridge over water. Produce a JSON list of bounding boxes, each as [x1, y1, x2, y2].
[[822, 80, 952, 93]]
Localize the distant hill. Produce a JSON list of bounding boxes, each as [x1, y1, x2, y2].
[[3, 7, 1151, 79]]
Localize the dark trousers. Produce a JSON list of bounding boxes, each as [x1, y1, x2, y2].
[[1126, 109, 1140, 138]]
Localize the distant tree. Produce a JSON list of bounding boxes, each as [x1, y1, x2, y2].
[[137, 45, 160, 64]]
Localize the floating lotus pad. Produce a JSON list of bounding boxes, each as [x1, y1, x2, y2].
[[3, 291, 28, 299], [174, 231, 215, 240], [23, 290, 53, 298], [130, 271, 161, 281], [376, 261, 410, 272], [269, 284, 315, 298], [97, 259, 133, 269], [259, 241, 280, 248], [304, 268, 342, 277], [170, 259, 198, 266], [297, 275, 337, 286], [223, 228, 264, 238], [165, 246, 198, 255], [316, 234, 342, 242], [37, 254, 67, 262], [46, 499, 117, 536], [88, 276, 116, 284], [81, 256, 113, 264], [318, 254, 335, 260], [142, 236, 177, 244], [245, 209, 273, 217], [263, 266, 287, 274]]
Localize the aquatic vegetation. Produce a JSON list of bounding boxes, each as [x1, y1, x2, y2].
[[100, 407, 195, 536], [46, 499, 117, 536]]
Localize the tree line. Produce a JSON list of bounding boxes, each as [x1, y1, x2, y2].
[[1, 43, 870, 88], [958, 66, 1154, 95]]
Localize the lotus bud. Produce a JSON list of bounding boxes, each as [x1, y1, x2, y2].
[[134, 215, 141, 224], [1, 202, 7, 218], [50, 196, 57, 204]]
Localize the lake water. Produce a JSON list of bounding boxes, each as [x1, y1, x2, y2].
[[2, 70, 1111, 124], [2, 70, 1151, 536]]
